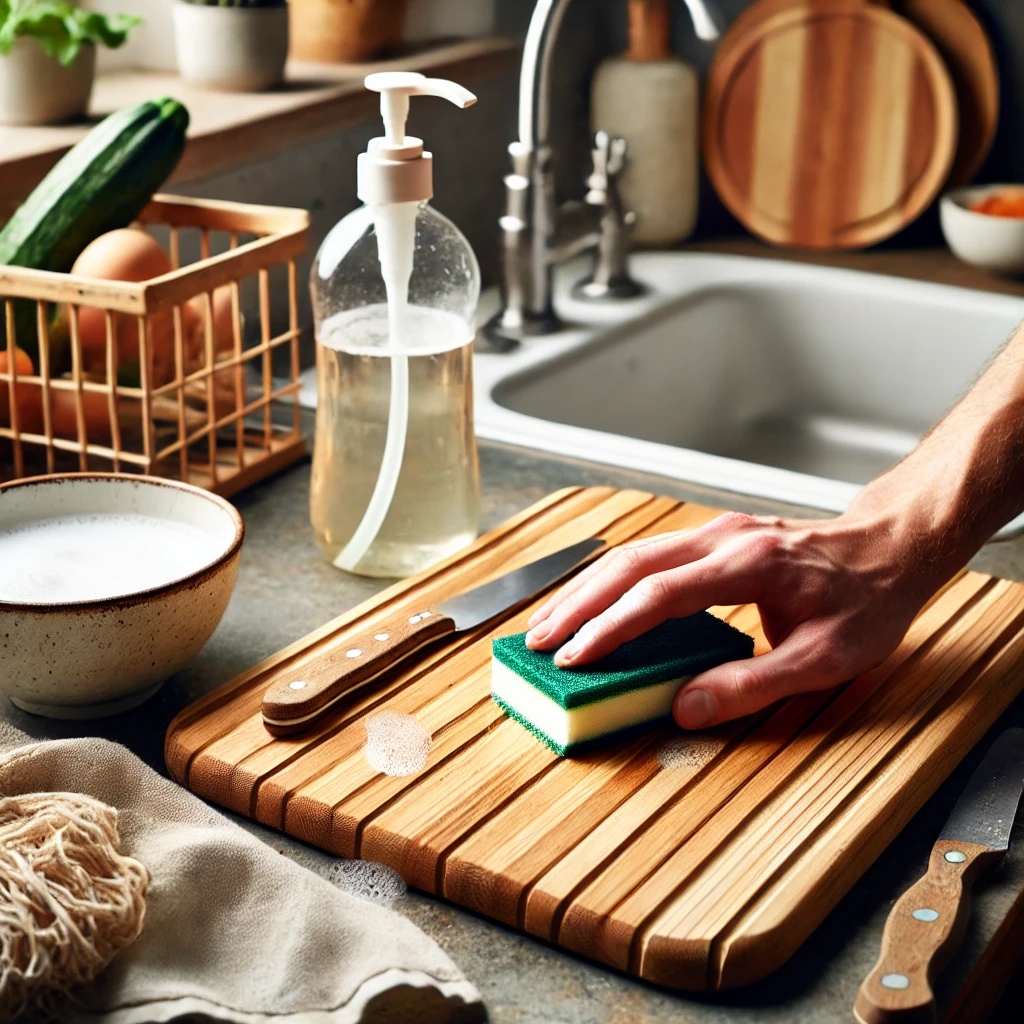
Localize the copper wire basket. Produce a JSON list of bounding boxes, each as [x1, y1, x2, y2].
[[0, 194, 310, 497]]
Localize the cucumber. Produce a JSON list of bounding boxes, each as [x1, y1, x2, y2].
[[0, 98, 189, 362]]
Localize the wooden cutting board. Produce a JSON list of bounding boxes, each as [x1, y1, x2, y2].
[[898, 0, 999, 185], [165, 487, 1024, 990], [704, 0, 958, 248]]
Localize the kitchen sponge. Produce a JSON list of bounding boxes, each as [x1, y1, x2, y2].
[[491, 614, 754, 755]]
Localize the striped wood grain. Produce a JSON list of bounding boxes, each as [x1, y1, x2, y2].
[[704, 0, 957, 248], [165, 488, 1024, 990]]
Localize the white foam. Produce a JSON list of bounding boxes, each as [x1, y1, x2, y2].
[[323, 859, 407, 906], [657, 737, 722, 770], [364, 711, 431, 777], [0, 514, 224, 604], [319, 304, 471, 357]]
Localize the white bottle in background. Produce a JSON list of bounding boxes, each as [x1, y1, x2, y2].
[[591, 0, 699, 247]]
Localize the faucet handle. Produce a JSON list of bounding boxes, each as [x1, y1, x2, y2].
[[587, 131, 628, 193], [574, 131, 644, 302]]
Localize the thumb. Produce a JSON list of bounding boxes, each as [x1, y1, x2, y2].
[[672, 639, 844, 729]]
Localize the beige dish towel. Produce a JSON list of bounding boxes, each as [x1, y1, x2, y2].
[[0, 721, 483, 1024]]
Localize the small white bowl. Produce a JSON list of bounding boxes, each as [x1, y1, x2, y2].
[[940, 185, 1024, 276], [0, 474, 243, 719]]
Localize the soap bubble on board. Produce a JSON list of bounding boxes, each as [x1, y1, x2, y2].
[[364, 711, 432, 777], [657, 737, 722, 770], [323, 859, 407, 906]]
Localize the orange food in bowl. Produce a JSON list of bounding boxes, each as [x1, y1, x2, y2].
[[970, 192, 1024, 218]]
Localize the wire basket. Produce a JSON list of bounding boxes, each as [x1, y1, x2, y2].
[[0, 194, 310, 497]]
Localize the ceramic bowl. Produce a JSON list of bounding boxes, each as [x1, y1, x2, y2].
[[0, 474, 243, 719], [940, 185, 1024, 275]]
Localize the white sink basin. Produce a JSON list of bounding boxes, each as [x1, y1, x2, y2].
[[476, 252, 1024, 533]]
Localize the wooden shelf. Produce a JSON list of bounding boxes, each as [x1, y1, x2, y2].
[[0, 38, 520, 213]]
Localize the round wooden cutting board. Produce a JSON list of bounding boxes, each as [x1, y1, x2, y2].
[[704, 0, 958, 248], [898, 0, 998, 185]]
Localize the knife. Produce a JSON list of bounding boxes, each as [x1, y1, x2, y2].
[[261, 537, 605, 735], [854, 727, 1024, 1024]]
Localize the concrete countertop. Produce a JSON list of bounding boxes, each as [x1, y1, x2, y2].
[[5, 442, 1024, 1023]]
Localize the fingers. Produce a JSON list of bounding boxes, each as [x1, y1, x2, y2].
[[672, 627, 849, 729], [549, 556, 752, 667], [526, 530, 718, 652], [528, 531, 689, 631]]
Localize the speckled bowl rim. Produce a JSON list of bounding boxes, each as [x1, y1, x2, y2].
[[0, 473, 244, 613]]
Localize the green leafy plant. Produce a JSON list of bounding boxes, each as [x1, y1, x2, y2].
[[0, 1, 140, 66], [181, 1, 286, 7]]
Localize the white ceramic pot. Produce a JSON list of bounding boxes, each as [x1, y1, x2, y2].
[[172, 2, 289, 92], [941, 186, 1024, 276], [0, 474, 243, 719], [0, 38, 95, 126]]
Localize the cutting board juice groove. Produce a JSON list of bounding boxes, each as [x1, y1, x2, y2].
[[166, 488, 1024, 990]]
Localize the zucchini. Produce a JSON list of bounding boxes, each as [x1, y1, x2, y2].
[[0, 97, 189, 361]]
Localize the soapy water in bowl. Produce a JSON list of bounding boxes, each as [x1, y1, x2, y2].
[[0, 514, 224, 604]]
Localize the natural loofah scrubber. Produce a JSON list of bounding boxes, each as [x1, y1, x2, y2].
[[0, 791, 149, 1019]]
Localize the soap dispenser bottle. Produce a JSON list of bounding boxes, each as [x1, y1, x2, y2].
[[310, 72, 482, 578], [591, 0, 699, 246]]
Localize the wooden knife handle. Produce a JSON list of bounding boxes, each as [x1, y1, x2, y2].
[[854, 839, 1004, 1024], [261, 609, 456, 735]]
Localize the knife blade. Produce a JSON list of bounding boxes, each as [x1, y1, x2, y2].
[[261, 537, 605, 735], [854, 727, 1024, 1024]]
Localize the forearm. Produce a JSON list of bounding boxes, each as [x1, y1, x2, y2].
[[843, 322, 1024, 599]]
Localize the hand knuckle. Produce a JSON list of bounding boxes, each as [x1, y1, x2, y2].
[[716, 511, 757, 532], [729, 662, 771, 714], [613, 545, 648, 575], [634, 573, 671, 606]]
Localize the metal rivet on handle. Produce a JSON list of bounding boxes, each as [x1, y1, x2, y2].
[[346, 648, 362, 658], [912, 908, 939, 922], [409, 615, 421, 624], [945, 850, 968, 863], [374, 633, 390, 641], [881, 974, 910, 990], [289, 680, 308, 690]]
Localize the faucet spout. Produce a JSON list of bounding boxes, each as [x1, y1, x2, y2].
[[483, 0, 723, 349], [518, 0, 722, 151]]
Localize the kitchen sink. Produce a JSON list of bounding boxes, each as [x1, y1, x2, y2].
[[475, 252, 1024, 534]]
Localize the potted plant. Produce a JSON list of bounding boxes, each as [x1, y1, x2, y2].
[[0, 1, 139, 125], [173, 0, 289, 92], [289, 0, 406, 63]]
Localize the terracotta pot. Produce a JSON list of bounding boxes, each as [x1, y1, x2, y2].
[[289, 0, 409, 63]]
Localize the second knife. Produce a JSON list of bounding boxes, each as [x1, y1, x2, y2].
[[261, 537, 605, 735], [854, 726, 1024, 1024]]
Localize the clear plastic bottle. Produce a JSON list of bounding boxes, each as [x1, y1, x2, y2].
[[310, 74, 481, 578]]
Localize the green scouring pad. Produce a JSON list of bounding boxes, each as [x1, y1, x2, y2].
[[491, 614, 754, 755]]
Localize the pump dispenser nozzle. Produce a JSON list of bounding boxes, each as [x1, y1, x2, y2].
[[358, 73, 477, 205]]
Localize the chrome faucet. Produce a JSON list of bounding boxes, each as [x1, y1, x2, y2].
[[483, 0, 723, 349]]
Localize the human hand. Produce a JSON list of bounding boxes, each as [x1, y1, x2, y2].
[[525, 511, 938, 730]]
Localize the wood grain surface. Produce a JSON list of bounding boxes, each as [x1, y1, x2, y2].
[[898, 0, 999, 185], [704, 0, 958, 248], [165, 487, 1024, 990]]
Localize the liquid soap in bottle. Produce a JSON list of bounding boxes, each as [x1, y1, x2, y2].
[[310, 72, 482, 578]]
